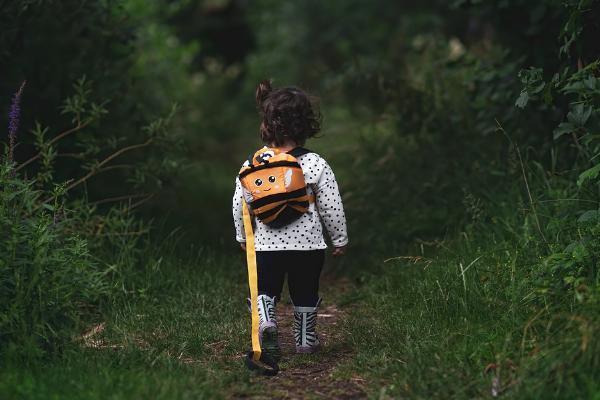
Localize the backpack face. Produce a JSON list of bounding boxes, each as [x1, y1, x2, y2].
[[239, 147, 311, 227]]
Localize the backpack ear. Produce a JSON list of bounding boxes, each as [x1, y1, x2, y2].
[[284, 168, 293, 188]]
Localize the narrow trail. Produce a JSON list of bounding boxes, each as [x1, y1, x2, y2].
[[233, 277, 367, 399], [77, 275, 368, 399]]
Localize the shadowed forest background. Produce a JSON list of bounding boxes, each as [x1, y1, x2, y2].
[[1, 0, 600, 398]]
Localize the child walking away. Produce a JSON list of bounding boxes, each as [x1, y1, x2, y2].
[[232, 80, 348, 362]]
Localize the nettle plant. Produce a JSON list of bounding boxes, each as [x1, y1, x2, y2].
[[515, 1, 600, 301], [1, 78, 177, 356]]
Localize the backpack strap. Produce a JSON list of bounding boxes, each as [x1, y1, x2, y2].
[[247, 152, 257, 167], [288, 147, 315, 203], [287, 147, 311, 157], [246, 152, 269, 168]]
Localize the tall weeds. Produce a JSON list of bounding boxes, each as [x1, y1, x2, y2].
[[0, 79, 175, 359]]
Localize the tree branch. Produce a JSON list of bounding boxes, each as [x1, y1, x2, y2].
[[64, 138, 153, 193], [90, 193, 153, 206], [16, 120, 91, 171], [128, 193, 156, 210], [35, 138, 153, 209]]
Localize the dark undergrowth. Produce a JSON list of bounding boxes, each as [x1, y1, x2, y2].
[[339, 184, 600, 398], [1, 249, 257, 400]]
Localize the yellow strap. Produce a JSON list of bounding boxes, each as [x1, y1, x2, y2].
[[242, 201, 261, 361]]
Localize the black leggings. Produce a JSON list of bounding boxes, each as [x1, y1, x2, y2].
[[256, 250, 324, 307]]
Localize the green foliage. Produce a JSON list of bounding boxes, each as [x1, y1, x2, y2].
[[510, 1, 600, 313], [340, 167, 600, 397], [0, 143, 162, 358], [0, 162, 105, 357], [0, 69, 179, 358], [0, 0, 135, 135], [0, 251, 253, 400], [0, 0, 194, 223]]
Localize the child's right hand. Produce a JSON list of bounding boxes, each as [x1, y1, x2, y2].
[[240, 243, 246, 251], [332, 246, 347, 257]]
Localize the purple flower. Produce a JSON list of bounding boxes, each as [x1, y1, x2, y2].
[[8, 80, 26, 163]]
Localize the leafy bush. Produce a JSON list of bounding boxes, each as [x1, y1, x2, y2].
[[336, 2, 600, 397], [512, 0, 600, 303], [0, 75, 176, 358], [0, 163, 107, 357]]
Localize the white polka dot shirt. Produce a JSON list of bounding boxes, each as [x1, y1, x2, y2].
[[232, 152, 348, 251]]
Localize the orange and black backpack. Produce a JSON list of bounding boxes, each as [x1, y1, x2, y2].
[[238, 146, 313, 228]]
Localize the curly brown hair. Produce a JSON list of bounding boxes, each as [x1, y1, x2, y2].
[[255, 80, 321, 146]]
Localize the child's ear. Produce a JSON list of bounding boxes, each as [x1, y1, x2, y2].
[[284, 169, 293, 188]]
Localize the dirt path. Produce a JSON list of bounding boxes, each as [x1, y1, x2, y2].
[[233, 277, 367, 399]]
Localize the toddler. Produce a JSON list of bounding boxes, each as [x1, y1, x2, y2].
[[232, 80, 348, 359]]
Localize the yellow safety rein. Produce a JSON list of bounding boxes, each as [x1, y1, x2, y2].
[[242, 201, 261, 361]]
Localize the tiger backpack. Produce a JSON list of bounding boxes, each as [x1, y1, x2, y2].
[[238, 146, 313, 228]]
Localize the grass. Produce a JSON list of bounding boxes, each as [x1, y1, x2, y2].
[[0, 246, 366, 399], [3, 219, 599, 399], [338, 216, 600, 399], [1, 351, 244, 400], [2, 170, 600, 399], [0, 250, 261, 400], [3, 248, 599, 399]]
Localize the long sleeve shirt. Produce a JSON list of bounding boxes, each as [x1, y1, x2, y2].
[[232, 152, 348, 251]]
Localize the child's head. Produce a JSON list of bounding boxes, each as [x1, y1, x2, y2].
[[255, 80, 321, 147]]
